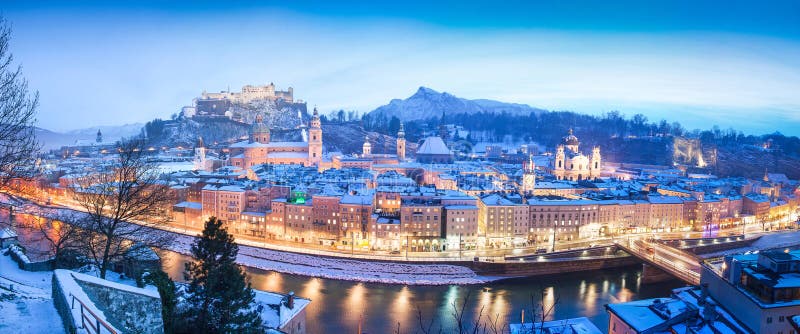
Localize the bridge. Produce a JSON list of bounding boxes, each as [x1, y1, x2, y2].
[[616, 238, 701, 285]]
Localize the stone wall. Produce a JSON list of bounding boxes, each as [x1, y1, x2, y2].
[[77, 279, 164, 334]]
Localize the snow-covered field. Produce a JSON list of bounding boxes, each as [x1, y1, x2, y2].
[[169, 233, 493, 285], [0, 252, 65, 334]]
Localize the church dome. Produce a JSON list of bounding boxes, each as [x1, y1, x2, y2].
[[250, 114, 270, 136], [562, 128, 579, 145]]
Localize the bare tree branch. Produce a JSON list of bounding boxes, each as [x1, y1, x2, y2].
[[71, 138, 175, 278], [0, 16, 40, 184]]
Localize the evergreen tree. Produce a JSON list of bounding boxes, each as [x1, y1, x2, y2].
[[145, 270, 178, 334], [183, 217, 263, 333]]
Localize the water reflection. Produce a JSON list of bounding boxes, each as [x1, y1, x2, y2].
[[161, 251, 684, 333]]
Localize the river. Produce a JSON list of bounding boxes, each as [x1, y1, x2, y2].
[[161, 251, 684, 334]]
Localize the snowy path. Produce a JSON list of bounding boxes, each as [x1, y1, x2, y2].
[[0, 252, 66, 334]]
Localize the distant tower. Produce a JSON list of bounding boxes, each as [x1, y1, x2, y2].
[[250, 114, 270, 144], [362, 135, 372, 156], [308, 107, 323, 166], [96, 129, 102, 143], [590, 146, 602, 178], [554, 145, 565, 180], [396, 122, 406, 161], [194, 136, 207, 171], [763, 168, 769, 182], [522, 155, 536, 194], [438, 111, 448, 141]]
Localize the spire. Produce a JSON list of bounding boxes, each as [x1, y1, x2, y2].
[[568, 128, 573, 135], [397, 122, 405, 138], [528, 154, 534, 172], [313, 106, 319, 116], [197, 136, 204, 148], [764, 168, 769, 182]]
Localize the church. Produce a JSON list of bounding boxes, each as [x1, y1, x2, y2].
[[552, 129, 601, 181], [228, 108, 323, 168]]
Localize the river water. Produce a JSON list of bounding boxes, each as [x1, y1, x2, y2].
[[161, 252, 683, 334]]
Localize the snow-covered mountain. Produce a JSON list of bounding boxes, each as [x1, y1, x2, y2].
[[36, 123, 144, 150], [369, 87, 547, 121]]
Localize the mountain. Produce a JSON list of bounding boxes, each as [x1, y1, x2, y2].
[[368, 87, 547, 121], [36, 123, 144, 150]]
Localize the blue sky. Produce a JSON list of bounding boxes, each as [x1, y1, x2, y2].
[[4, 1, 800, 135]]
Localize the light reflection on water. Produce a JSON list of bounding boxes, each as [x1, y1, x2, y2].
[[161, 251, 683, 333]]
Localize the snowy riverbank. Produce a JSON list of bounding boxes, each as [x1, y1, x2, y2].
[[168, 232, 495, 285], [2, 196, 497, 285]]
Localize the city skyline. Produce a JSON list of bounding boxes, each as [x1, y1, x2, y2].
[[4, 1, 800, 135]]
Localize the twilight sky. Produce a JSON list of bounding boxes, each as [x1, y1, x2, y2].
[[4, 1, 800, 135]]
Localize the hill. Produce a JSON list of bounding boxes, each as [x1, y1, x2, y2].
[[36, 123, 144, 150], [368, 87, 546, 121]]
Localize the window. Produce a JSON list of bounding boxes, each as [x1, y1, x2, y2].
[[767, 317, 772, 324]]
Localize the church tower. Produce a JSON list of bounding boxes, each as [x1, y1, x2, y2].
[[438, 111, 448, 141], [362, 135, 372, 156], [590, 146, 602, 178], [396, 122, 406, 161], [522, 155, 536, 194], [554, 145, 565, 180], [96, 129, 102, 143], [194, 136, 207, 171], [250, 114, 270, 144], [308, 107, 323, 166]]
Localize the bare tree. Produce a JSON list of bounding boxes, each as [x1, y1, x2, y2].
[[0, 16, 40, 184], [72, 139, 175, 278], [15, 210, 84, 267]]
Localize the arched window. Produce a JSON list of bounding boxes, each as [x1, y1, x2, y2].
[[558, 160, 562, 168]]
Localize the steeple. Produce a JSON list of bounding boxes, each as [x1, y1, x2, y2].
[[311, 106, 321, 129], [362, 135, 372, 156], [396, 122, 406, 161], [439, 112, 448, 141], [96, 129, 102, 143], [307, 107, 323, 166]]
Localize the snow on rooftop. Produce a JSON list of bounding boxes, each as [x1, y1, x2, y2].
[[253, 290, 310, 329], [416, 136, 451, 155]]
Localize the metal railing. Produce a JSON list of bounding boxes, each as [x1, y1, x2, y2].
[[69, 293, 117, 334]]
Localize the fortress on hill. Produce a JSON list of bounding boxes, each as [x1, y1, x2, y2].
[[201, 83, 295, 104]]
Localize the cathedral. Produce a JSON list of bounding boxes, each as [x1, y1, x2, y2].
[[228, 108, 323, 168], [552, 129, 601, 181]]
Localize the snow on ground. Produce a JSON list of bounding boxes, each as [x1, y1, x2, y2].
[[700, 230, 800, 258], [169, 233, 493, 285], [0, 251, 66, 334]]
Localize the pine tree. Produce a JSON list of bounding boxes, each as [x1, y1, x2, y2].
[[183, 217, 263, 333], [145, 270, 178, 334]]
